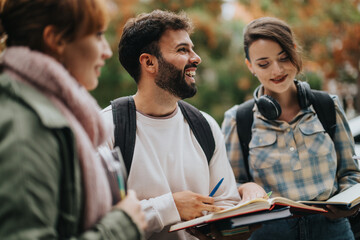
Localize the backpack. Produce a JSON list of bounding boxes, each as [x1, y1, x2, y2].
[[235, 89, 336, 183], [110, 96, 215, 173]]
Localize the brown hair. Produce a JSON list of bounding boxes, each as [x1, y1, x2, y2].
[[243, 17, 302, 73], [0, 0, 108, 51], [118, 9, 194, 83]]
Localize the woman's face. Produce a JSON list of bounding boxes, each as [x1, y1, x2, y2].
[[61, 30, 112, 90], [246, 39, 297, 96]]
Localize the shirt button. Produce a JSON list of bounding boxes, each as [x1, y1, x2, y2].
[[290, 147, 295, 151], [287, 128, 291, 132]]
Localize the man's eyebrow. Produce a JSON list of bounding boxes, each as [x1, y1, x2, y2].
[[175, 42, 194, 48]]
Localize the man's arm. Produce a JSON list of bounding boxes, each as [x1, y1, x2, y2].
[[203, 112, 241, 206]]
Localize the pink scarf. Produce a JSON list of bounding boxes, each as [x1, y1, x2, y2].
[[1, 46, 112, 230]]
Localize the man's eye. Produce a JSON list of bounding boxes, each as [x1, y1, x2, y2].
[[178, 48, 187, 52]]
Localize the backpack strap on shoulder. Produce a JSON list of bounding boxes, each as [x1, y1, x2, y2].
[[235, 99, 255, 182], [310, 90, 336, 141], [111, 96, 136, 173], [178, 100, 215, 164]]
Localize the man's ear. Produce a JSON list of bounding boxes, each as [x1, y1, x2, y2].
[[245, 58, 254, 75], [139, 53, 157, 74], [42, 25, 65, 59]]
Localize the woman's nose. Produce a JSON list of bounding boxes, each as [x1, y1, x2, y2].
[[102, 39, 113, 59]]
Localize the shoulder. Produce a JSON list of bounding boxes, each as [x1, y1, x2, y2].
[[0, 73, 74, 166], [200, 110, 220, 130], [0, 73, 69, 129], [324, 94, 347, 120], [330, 94, 345, 113], [178, 101, 219, 130], [224, 105, 240, 120], [101, 104, 114, 123]]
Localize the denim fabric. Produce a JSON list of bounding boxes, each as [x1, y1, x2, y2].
[[249, 214, 354, 240]]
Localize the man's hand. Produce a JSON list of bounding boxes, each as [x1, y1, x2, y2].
[[187, 223, 261, 240], [173, 191, 224, 221], [322, 204, 360, 219], [238, 182, 267, 202], [115, 190, 147, 231]]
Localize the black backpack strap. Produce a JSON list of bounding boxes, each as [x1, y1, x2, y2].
[[110, 96, 136, 173], [178, 100, 215, 164], [235, 99, 255, 183], [310, 90, 336, 141]]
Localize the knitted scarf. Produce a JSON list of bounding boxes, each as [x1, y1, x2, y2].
[[1, 46, 112, 230]]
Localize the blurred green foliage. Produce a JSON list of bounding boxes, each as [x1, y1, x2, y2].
[[92, 0, 360, 124]]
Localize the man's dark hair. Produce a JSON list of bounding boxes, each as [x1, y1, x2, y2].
[[118, 9, 193, 83]]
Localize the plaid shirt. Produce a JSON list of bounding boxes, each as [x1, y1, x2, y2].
[[221, 95, 360, 201]]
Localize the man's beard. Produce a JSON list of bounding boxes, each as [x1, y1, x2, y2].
[[155, 54, 197, 99]]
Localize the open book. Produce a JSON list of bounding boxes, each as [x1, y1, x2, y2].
[[169, 196, 327, 232], [299, 183, 360, 210]]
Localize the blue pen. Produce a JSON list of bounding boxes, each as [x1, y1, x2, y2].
[[209, 177, 224, 197]]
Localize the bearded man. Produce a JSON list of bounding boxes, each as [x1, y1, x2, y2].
[[101, 10, 250, 240]]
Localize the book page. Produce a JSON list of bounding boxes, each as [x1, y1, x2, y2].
[[215, 198, 270, 214], [269, 197, 327, 212], [327, 183, 360, 204]]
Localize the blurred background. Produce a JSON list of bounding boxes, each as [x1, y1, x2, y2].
[[94, 0, 360, 125]]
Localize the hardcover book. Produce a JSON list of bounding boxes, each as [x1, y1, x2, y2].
[[169, 196, 327, 233]]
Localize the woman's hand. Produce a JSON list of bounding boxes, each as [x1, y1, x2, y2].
[[238, 182, 267, 202], [115, 189, 147, 231]]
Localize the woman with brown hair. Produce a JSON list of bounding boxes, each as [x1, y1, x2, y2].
[[222, 17, 360, 239], [0, 0, 146, 239]]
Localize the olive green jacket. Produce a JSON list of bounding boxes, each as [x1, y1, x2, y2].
[[0, 73, 142, 240]]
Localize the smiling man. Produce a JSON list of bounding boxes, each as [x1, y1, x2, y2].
[[101, 10, 241, 240]]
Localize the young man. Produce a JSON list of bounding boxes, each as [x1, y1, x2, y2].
[[102, 10, 246, 240]]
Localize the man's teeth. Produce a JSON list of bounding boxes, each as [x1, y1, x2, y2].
[[186, 71, 196, 77]]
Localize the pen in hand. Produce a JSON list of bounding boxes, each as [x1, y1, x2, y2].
[[209, 177, 224, 197]]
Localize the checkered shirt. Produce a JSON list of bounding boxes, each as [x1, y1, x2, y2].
[[221, 95, 360, 201]]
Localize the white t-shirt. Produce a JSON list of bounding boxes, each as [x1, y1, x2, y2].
[[101, 103, 240, 240]]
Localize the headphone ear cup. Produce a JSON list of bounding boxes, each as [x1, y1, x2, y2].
[[256, 95, 282, 120], [296, 81, 311, 109]]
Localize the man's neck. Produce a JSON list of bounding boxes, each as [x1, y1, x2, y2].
[[133, 89, 179, 117]]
